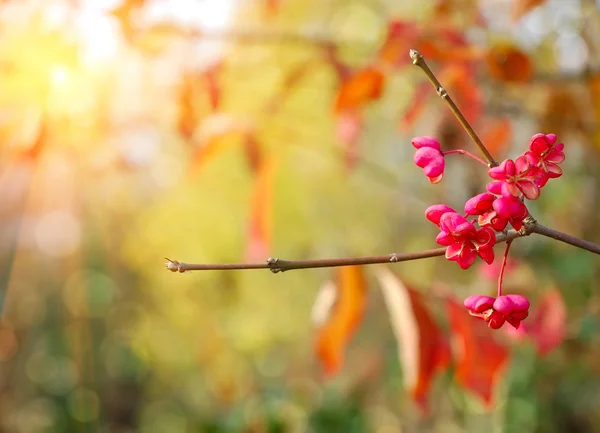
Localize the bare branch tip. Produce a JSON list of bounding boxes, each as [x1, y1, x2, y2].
[[409, 49, 421, 64], [164, 257, 183, 273]]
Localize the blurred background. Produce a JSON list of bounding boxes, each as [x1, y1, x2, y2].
[[1, 0, 600, 431]]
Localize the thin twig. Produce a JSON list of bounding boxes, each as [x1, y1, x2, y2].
[[531, 223, 600, 255], [442, 149, 488, 166], [409, 49, 498, 167], [165, 231, 522, 273], [497, 239, 513, 297]]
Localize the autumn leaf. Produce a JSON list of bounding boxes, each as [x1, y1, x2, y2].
[[314, 266, 367, 377], [540, 87, 585, 138], [203, 62, 222, 112], [439, 64, 483, 124], [377, 20, 419, 68], [334, 67, 385, 114], [375, 268, 450, 411], [419, 28, 483, 63], [507, 289, 567, 356], [589, 73, 600, 147], [528, 289, 567, 355], [486, 44, 533, 83], [335, 110, 363, 170], [447, 298, 510, 406], [479, 117, 512, 157], [264, 0, 280, 16], [189, 114, 255, 176], [245, 157, 275, 261], [512, 0, 547, 21], [109, 0, 145, 42], [177, 74, 197, 141], [399, 82, 430, 132]]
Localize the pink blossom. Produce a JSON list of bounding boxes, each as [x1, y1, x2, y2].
[[525, 133, 565, 183], [464, 193, 528, 231], [424, 204, 456, 225], [487, 156, 540, 200], [464, 294, 530, 330], [435, 212, 495, 269], [412, 136, 445, 184]]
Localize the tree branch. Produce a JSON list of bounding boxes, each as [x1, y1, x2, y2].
[[531, 223, 600, 255], [165, 231, 523, 274], [409, 49, 498, 167]]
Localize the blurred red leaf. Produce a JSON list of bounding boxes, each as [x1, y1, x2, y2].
[[266, 60, 316, 113], [264, 0, 280, 15], [447, 298, 510, 406], [245, 157, 275, 261], [399, 82, 430, 132], [334, 67, 385, 113], [486, 44, 533, 83], [243, 135, 262, 174], [418, 28, 483, 63], [177, 74, 196, 141], [440, 64, 482, 124], [378, 20, 419, 68], [479, 117, 512, 157], [203, 63, 222, 111], [375, 268, 450, 411], [314, 266, 367, 377], [325, 45, 351, 81], [335, 110, 363, 170], [523, 289, 567, 356], [189, 114, 254, 175], [512, 0, 547, 21]]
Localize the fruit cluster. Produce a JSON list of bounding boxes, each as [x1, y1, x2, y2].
[[412, 133, 565, 329]]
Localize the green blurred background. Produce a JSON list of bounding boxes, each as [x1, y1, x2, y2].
[[1, 0, 600, 431]]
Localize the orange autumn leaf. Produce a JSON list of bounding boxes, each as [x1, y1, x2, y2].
[[512, 0, 547, 21], [377, 20, 419, 68], [189, 114, 254, 176], [438, 64, 483, 124], [486, 44, 533, 83], [314, 266, 367, 377], [375, 269, 450, 411], [480, 117, 512, 157], [589, 73, 600, 147], [245, 157, 275, 261], [447, 298, 510, 406], [203, 62, 222, 111], [334, 67, 385, 113]]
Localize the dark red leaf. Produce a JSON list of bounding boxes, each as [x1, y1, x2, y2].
[[375, 269, 450, 411], [447, 298, 510, 406]]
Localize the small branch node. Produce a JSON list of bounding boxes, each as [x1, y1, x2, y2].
[[267, 257, 283, 274], [437, 86, 447, 98], [389, 253, 399, 262]]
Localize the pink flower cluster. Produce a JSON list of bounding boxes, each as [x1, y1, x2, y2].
[[412, 133, 565, 330], [425, 205, 495, 270], [464, 294, 530, 329], [414, 133, 565, 269]]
